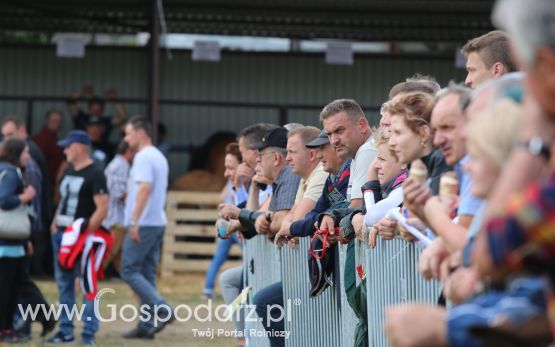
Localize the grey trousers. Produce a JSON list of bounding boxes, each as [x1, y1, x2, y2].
[[219, 266, 245, 334]]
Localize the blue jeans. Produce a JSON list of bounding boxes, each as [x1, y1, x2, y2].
[[52, 229, 98, 339], [120, 226, 170, 330], [204, 234, 240, 295], [254, 281, 285, 347]]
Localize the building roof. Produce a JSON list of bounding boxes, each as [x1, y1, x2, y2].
[[1, 0, 495, 42]]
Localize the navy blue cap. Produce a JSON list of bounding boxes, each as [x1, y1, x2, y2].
[[57, 130, 91, 148], [305, 130, 329, 148], [251, 127, 288, 150]]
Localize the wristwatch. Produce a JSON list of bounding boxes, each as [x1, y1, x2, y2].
[[518, 136, 551, 161]]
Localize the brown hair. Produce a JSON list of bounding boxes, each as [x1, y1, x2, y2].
[[389, 78, 441, 99], [319, 99, 366, 122], [287, 126, 320, 145], [225, 142, 242, 162], [1, 115, 25, 130], [461, 30, 517, 72], [389, 92, 435, 133]]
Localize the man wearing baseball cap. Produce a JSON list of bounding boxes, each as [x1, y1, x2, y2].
[[244, 126, 302, 347], [47, 130, 108, 345], [245, 127, 301, 236]]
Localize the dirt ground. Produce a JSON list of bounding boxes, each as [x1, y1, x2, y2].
[[18, 274, 238, 347]]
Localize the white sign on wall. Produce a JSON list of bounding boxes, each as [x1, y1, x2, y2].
[[56, 34, 87, 58], [192, 41, 221, 62], [326, 42, 354, 65]]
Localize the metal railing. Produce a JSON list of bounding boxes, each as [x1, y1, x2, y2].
[[365, 237, 441, 347], [241, 233, 440, 347], [243, 235, 282, 347], [339, 242, 362, 347], [281, 237, 342, 347]]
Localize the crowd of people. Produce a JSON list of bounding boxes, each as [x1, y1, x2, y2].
[[209, 1, 555, 346], [1, 0, 555, 346], [0, 85, 173, 344]]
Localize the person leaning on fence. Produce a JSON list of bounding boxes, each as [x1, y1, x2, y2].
[[272, 126, 328, 246], [315, 127, 407, 246], [238, 126, 300, 347], [230, 126, 300, 240], [47, 130, 108, 345], [203, 143, 245, 300], [217, 123, 275, 233], [411, 85, 486, 283], [345, 127, 408, 247], [316, 99, 377, 239], [372, 91, 452, 242], [472, 0, 555, 336], [218, 124, 279, 342], [273, 129, 350, 244], [386, 97, 552, 347], [251, 127, 330, 346], [120, 117, 173, 340], [385, 6, 555, 340], [217, 124, 277, 346], [332, 128, 406, 347]]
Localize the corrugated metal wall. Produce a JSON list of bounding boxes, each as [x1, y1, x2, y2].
[[0, 46, 465, 178]]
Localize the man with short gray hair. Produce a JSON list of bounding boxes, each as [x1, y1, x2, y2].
[[318, 99, 377, 235]]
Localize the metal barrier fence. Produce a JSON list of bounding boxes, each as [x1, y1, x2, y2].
[[281, 237, 342, 347], [243, 235, 282, 347], [338, 242, 363, 347], [241, 234, 440, 347], [365, 237, 441, 347]]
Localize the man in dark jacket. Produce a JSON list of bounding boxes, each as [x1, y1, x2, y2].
[[274, 130, 350, 244]]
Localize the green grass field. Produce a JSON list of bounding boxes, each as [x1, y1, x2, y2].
[[17, 274, 238, 347]]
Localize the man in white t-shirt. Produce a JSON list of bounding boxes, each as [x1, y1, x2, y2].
[[318, 99, 377, 234], [120, 117, 172, 339], [320, 99, 377, 207]]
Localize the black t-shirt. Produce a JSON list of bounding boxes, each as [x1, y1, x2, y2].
[[56, 162, 108, 228]]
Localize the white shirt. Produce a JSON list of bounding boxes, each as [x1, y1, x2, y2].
[[124, 146, 169, 226]]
